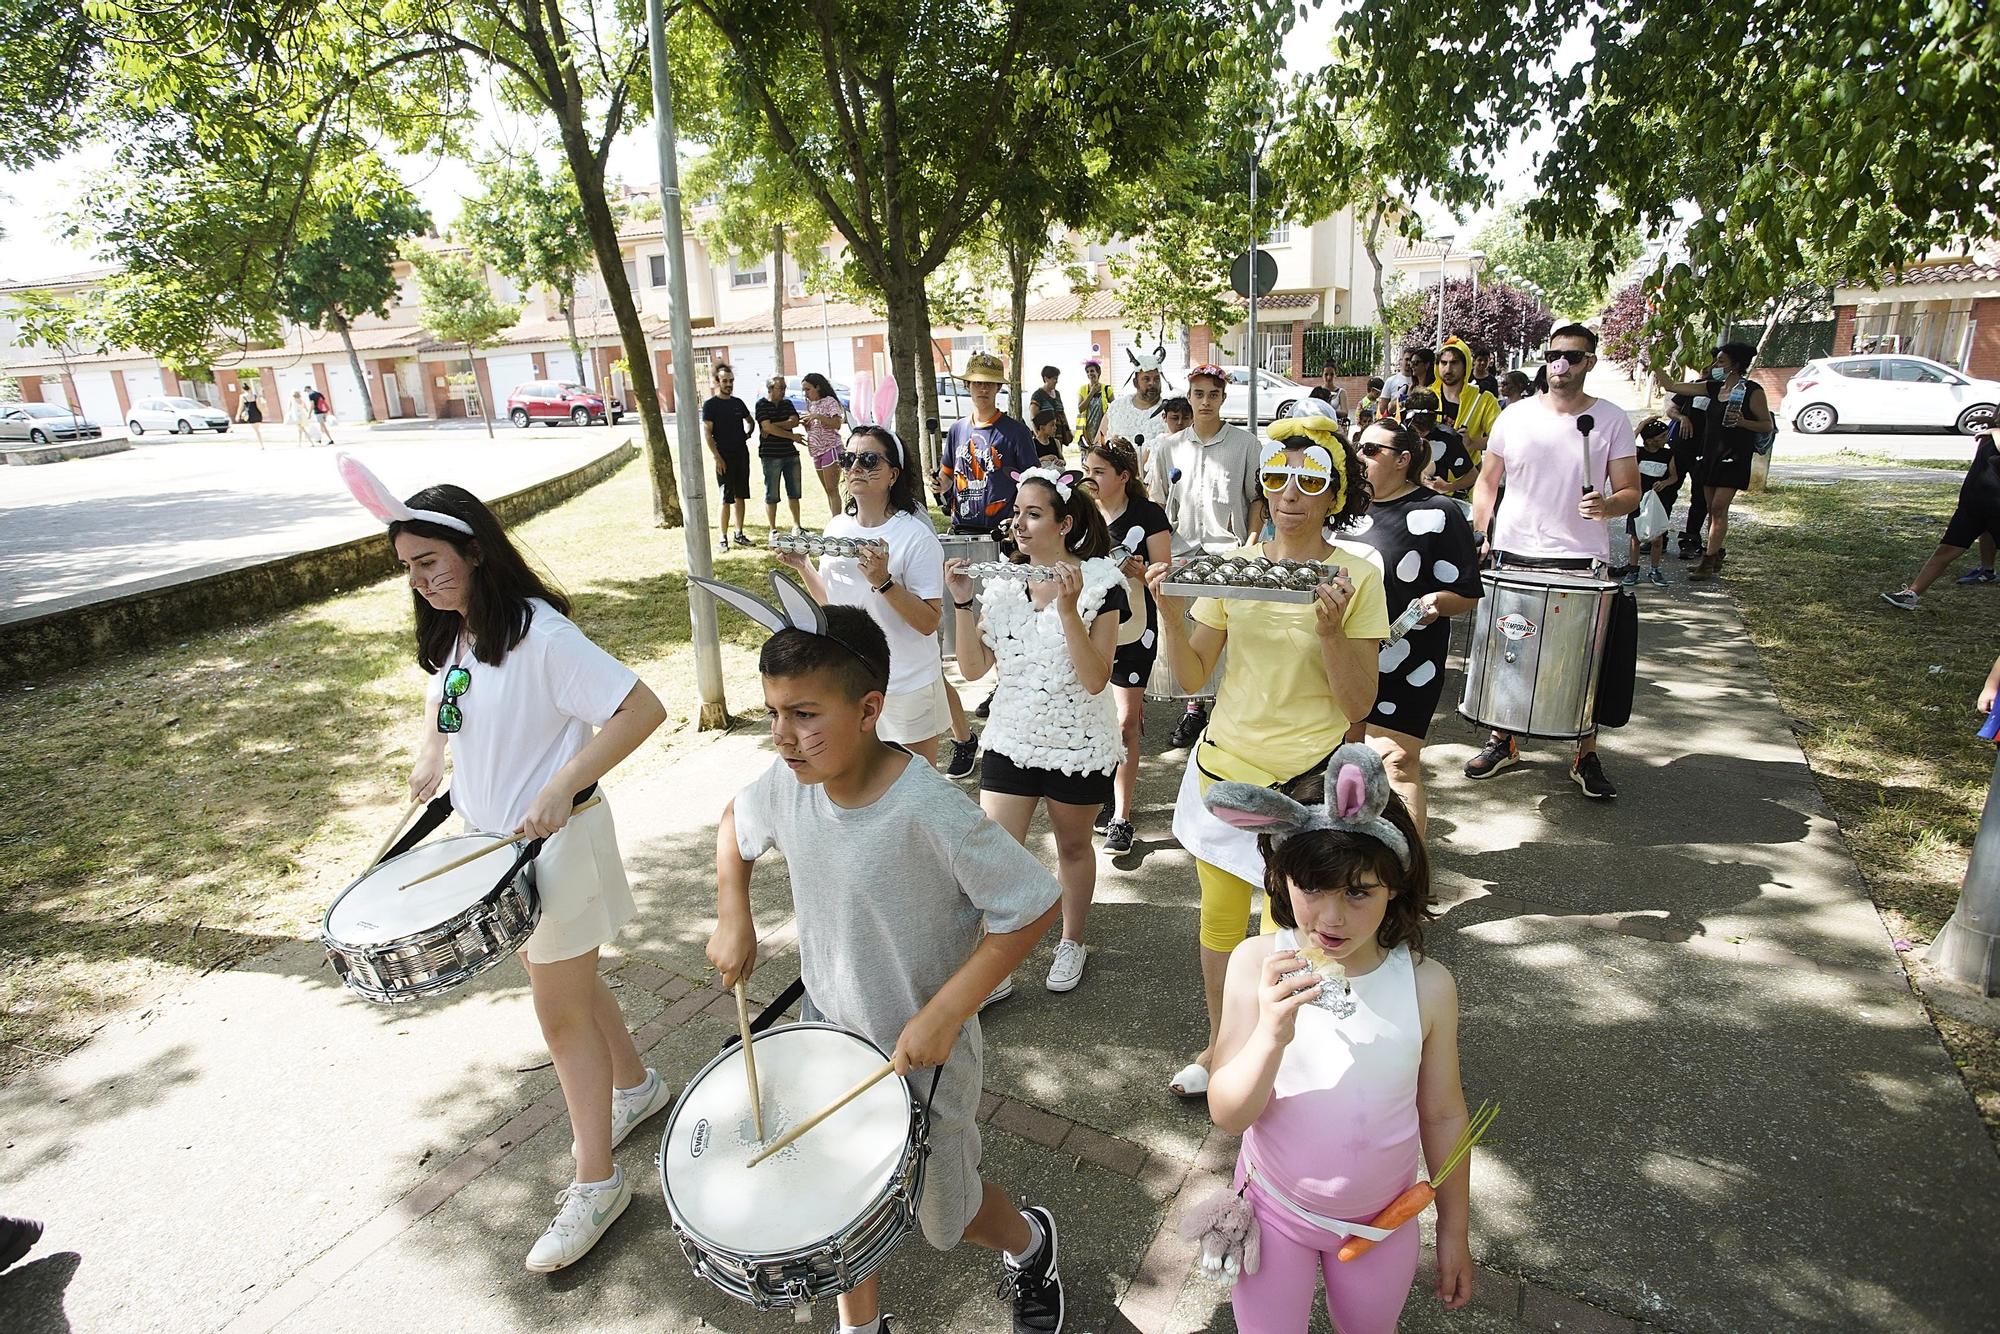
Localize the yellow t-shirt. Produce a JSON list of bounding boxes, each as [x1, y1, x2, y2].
[[1190, 545, 1391, 781]]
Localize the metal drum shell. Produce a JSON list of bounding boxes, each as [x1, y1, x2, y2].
[[938, 533, 999, 659], [321, 836, 540, 1004], [1457, 569, 1616, 739]]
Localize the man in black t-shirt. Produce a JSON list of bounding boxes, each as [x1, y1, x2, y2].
[[754, 375, 805, 534], [701, 365, 756, 550]]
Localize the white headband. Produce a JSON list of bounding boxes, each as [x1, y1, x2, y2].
[[337, 453, 476, 537], [1013, 465, 1076, 503]]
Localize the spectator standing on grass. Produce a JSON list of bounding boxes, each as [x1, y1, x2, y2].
[[1077, 358, 1115, 446], [755, 374, 806, 535], [1029, 366, 1073, 453], [1658, 341, 1773, 582], [801, 373, 848, 519], [1882, 425, 2000, 611], [701, 365, 756, 551]]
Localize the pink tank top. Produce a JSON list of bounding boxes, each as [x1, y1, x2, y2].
[[1240, 931, 1423, 1219]]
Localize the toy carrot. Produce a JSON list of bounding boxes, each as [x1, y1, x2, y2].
[[1338, 1099, 1498, 1262]]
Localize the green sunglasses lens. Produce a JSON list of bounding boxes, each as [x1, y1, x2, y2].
[[437, 701, 463, 734], [443, 666, 471, 698]]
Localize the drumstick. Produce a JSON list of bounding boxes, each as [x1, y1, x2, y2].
[[734, 980, 765, 1143], [745, 1059, 895, 1168], [397, 796, 603, 890], [367, 798, 424, 869]]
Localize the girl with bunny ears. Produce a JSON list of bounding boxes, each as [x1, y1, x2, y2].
[[1203, 743, 1474, 1331], [336, 454, 670, 1275], [945, 466, 1130, 996]]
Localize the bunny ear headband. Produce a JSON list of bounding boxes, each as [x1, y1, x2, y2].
[[336, 453, 475, 537], [1202, 742, 1411, 869], [1013, 465, 1080, 503], [689, 570, 882, 671]]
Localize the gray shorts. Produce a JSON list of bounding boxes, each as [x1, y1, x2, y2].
[[800, 993, 984, 1250]]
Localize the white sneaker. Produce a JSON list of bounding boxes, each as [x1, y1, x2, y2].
[[571, 1068, 672, 1158], [980, 975, 1016, 1010], [525, 1167, 630, 1272], [1045, 940, 1087, 993]]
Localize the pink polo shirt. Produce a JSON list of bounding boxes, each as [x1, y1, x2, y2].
[[1486, 395, 1636, 563]]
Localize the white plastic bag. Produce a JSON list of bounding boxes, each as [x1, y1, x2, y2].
[[1633, 490, 1670, 544]]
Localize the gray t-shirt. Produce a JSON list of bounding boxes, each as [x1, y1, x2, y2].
[[732, 750, 1059, 1131]]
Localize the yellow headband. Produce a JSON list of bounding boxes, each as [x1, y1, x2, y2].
[[1260, 426, 1349, 512]]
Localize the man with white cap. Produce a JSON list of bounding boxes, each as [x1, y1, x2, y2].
[[1101, 345, 1169, 452], [1147, 362, 1266, 749]]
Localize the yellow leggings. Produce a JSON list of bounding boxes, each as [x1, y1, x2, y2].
[[1197, 858, 1281, 953]]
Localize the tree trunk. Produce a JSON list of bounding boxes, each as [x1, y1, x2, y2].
[[771, 223, 787, 383], [884, 268, 926, 479], [470, 344, 495, 439], [1006, 237, 1030, 420], [914, 283, 943, 481], [331, 310, 378, 422], [560, 295, 588, 384], [1364, 203, 1391, 376]]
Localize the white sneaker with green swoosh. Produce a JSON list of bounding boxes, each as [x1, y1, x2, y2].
[[525, 1166, 631, 1272]]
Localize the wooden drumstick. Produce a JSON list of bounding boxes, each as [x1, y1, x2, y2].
[[734, 980, 765, 1143], [745, 1059, 895, 1168], [367, 798, 424, 870], [397, 796, 603, 890]]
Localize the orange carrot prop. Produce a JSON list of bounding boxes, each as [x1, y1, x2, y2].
[[1338, 1100, 1498, 1262]]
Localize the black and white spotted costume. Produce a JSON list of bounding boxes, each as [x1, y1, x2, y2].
[[1345, 487, 1482, 737], [1101, 493, 1172, 689]]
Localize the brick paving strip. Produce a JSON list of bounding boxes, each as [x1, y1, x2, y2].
[[220, 941, 1704, 1334]]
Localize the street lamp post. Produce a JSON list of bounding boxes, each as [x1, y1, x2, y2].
[[1435, 235, 1455, 348]]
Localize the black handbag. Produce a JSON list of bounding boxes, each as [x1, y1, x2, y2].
[[1594, 588, 1639, 728]]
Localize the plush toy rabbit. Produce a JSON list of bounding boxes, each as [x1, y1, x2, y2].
[[1177, 1185, 1261, 1286]]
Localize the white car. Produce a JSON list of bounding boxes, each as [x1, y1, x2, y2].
[[127, 396, 232, 436], [1215, 366, 1313, 425], [1781, 355, 1999, 436]]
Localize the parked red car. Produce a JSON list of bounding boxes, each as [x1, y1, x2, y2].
[[505, 380, 623, 427]]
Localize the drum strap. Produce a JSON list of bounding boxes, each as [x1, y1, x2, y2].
[[485, 784, 602, 909], [381, 792, 457, 865]]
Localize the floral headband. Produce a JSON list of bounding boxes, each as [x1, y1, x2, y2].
[[1201, 742, 1411, 869], [336, 452, 475, 536], [1188, 363, 1227, 385], [1013, 465, 1079, 503]]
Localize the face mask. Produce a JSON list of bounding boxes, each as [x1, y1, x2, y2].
[[1708, 367, 1725, 382]]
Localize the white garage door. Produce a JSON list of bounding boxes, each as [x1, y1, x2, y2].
[[1021, 331, 1095, 386], [484, 353, 538, 403], [72, 370, 123, 425], [726, 343, 778, 390], [321, 362, 364, 419], [124, 367, 165, 402], [274, 367, 319, 420]]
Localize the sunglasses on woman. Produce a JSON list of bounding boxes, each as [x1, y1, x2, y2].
[[1259, 466, 1332, 496], [436, 665, 470, 734], [838, 450, 889, 471], [1358, 442, 1406, 458]]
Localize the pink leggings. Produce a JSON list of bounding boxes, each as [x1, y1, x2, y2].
[[1230, 1180, 1420, 1334]]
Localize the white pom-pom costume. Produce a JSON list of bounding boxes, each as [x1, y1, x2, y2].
[[977, 557, 1125, 776]]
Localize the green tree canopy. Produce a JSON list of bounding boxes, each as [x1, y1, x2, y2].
[[406, 249, 520, 439], [456, 157, 596, 385], [1472, 202, 1640, 320]]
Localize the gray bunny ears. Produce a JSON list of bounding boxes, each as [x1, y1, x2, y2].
[[690, 570, 882, 668], [1202, 742, 1412, 869]]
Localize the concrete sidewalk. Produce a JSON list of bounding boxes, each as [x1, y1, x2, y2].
[[4, 575, 1997, 1332]]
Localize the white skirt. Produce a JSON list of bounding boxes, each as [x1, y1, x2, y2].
[[516, 794, 636, 964], [878, 673, 953, 745]]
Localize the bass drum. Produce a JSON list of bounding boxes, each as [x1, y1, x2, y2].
[[1457, 568, 1616, 739]]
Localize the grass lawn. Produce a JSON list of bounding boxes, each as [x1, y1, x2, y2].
[[0, 457, 837, 1078], [1729, 477, 2000, 1136]]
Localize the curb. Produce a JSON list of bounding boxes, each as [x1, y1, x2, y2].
[[0, 440, 638, 682]]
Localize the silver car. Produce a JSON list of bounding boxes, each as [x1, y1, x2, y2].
[[0, 401, 104, 445], [127, 396, 231, 436]]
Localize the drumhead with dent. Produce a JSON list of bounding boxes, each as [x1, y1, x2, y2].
[[324, 835, 519, 945], [663, 1024, 912, 1255]]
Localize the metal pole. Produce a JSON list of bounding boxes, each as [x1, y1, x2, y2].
[[1247, 149, 1259, 431], [1435, 241, 1450, 347], [648, 0, 728, 729], [1929, 745, 2000, 995]]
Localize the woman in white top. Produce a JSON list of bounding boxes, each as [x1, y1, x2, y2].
[[945, 466, 1128, 994], [385, 476, 668, 1274], [290, 389, 315, 446], [776, 425, 951, 763]]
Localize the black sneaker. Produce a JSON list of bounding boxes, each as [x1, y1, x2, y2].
[[1092, 801, 1113, 835], [1103, 818, 1134, 854], [1167, 706, 1208, 750], [998, 1205, 1063, 1334], [1464, 735, 1518, 779], [975, 691, 995, 719], [0, 1216, 42, 1273], [1571, 751, 1617, 799], [944, 732, 979, 779]]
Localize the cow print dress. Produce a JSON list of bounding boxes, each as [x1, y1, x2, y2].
[[1345, 486, 1483, 737]]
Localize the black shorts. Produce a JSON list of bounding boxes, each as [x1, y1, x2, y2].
[[1941, 503, 2000, 550], [717, 443, 753, 504], [1111, 636, 1158, 690], [979, 748, 1113, 807]]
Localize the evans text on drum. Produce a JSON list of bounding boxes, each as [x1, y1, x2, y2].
[[658, 1023, 926, 1318], [322, 834, 537, 1003]]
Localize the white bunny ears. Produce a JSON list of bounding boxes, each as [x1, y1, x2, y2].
[[1202, 742, 1412, 869], [690, 570, 884, 669], [1013, 464, 1079, 503], [336, 453, 475, 537]]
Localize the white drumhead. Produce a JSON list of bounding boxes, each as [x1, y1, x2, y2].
[[663, 1025, 911, 1255], [324, 835, 519, 945]]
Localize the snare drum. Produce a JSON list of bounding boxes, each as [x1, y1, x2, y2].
[[659, 1023, 927, 1319], [1458, 568, 1616, 738], [322, 834, 537, 1003], [938, 533, 999, 658]]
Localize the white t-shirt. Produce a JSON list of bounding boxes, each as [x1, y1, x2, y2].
[[1382, 372, 1413, 403], [426, 599, 638, 833], [821, 509, 946, 695], [1486, 395, 1637, 563], [1103, 393, 1166, 449]]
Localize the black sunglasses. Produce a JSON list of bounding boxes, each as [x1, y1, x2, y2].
[[839, 450, 890, 471], [1542, 348, 1590, 362], [1358, 442, 1406, 458], [437, 665, 470, 734]]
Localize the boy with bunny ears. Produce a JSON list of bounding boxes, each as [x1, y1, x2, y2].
[[700, 570, 1068, 1334]]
